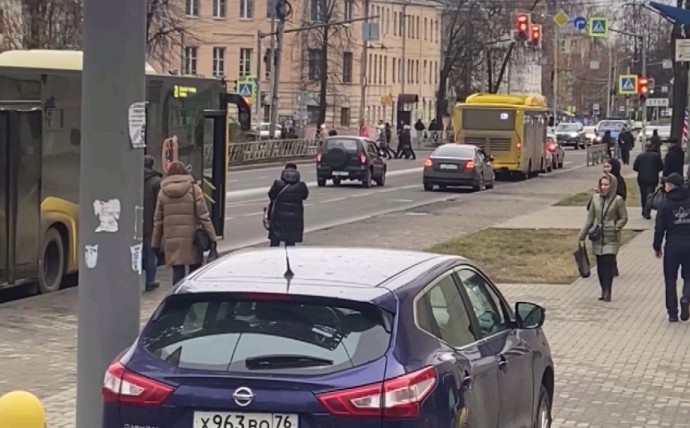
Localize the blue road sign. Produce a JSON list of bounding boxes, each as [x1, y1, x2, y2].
[[573, 16, 586, 31], [618, 74, 638, 95], [237, 82, 254, 97]]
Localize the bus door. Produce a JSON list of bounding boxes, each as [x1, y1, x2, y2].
[[200, 108, 228, 238], [0, 109, 42, 286]]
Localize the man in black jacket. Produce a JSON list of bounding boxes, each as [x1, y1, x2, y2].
[[618, 127, 634, 165], [653, 173, 690, 322], [633, 142, 664, 219], [648, 129, 662, 154], [663, 138, 685, 177], [143, 155, 162, 291]]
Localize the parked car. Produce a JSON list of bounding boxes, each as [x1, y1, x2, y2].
[[102, 247, 555, 428], [546, 134, 565, 170], [636, 125, 672, 146], [595, 120, 626, 144], [422, 143, 495, 191], [316, 136, 386, 188], [554, 122, 586, 149], [251, 122, 282, 139]]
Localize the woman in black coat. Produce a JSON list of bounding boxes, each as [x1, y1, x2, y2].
[[604, 158, 627, 201], [267, 163, 309, 247]]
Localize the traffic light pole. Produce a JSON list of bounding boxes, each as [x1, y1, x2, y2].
[[641, 33, 647, 127], [76, 0, 146, 425]]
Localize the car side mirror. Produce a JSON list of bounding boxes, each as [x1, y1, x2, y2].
[[515, 302, 545, 329]]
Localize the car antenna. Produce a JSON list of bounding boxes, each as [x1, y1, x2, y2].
[[283, 244, 294, 290]]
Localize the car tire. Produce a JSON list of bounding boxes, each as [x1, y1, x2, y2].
[[534, 385, 552, 428], [317, 178, 326, 187], [38, 227, 65, 294], [472, 177, 484, 192], [486, 173, 495, 189], [375, 169, 386, 186], [423, 182, 434, 191], [362, 168, 372, 188], [333, 178, 341, 186]]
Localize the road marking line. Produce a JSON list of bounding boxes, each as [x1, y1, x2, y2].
[[389, 198, 414, 202], [321, 196, 347, 203], [240, 211, 264, 217]]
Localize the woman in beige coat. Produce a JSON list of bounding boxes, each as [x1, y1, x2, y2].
[[152, 161, 218, 285]]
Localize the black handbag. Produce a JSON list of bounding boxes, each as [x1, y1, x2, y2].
[[191, 185, 212, 252], [573, 242, 591, 278], [587, 197, 612, 242]]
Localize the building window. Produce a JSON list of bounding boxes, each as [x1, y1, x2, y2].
[[341, 107, 351, 127], [416, 16, 419, 39], [434, 19, 439, 42], [212, 47, 225, 77], [393, 12, 397, 36], [185, 0, 199, 16], [424, 17, 427, 40], [384, 56, 388, 84], [183, 47, 197, 75], [343, 52, 353, 83], [239, 48, 253, 78], [311, 0, 325, 22], [398, 58, 402, 82], [392, 57, 396, 83], [399, 13, 404, 37], [416, 60, 419, 83], [344, 0, 353, 21], [240, 0, 254, 19], [373, 55, 378, 84], [386, 8, 390, 34], [368, 53, 372, 82], [307, 105, 320, 124], [212, 0, 225, 17], [308, 49, 323, 80], [423, 60, 427, 83], [264, 48, 272, 79]]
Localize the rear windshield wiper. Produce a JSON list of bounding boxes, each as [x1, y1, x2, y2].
[[245, 354, 334, 370]]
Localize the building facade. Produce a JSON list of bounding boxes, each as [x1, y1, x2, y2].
[[163, 0, 442, 129]]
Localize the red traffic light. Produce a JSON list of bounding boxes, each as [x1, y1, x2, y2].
[[637, 77, 648, 95], [530, 24, 541, 42], [516, 13, 529, 33]]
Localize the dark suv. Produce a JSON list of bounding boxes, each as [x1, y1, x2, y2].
[[316, 136, 387, 188]]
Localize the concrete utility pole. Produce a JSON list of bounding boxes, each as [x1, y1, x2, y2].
[[256, 30, 263, 126], [359, 0, 371, 127], [76, 0, 146, 426], [269, 0, 287, 137], [606, 44, 612, 117], [552, 0, 560, 124]]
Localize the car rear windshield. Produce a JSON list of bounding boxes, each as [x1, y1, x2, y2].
[[556, 124, 579, 132], [325, 138, 360, 153], [140, 293, 393, 375], [433, 145, 474, 159]]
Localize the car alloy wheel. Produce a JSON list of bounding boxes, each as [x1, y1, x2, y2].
[[535, 385, 552, 428]]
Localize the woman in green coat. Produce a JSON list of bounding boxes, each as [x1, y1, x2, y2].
[[579, 174, 629, 302]]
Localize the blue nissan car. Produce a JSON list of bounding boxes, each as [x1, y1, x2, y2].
[[102, 247, 554, 428]]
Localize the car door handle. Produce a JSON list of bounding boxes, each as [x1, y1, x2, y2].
[[497, 354, 508, 370], [460, 370, 472, 389]]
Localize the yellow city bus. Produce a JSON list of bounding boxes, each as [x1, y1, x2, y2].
[[453, 93, 548, 180], [0, 50, 250, 294]]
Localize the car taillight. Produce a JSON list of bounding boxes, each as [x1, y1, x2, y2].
[[423, 158, 432, 168], [102, 361, 174, 406], [316, 153, 322, 163], [466, 160, 475, 169], [317, 366, 437, 418], [547, 144, 556, 152], [359, 154, 367, 164]]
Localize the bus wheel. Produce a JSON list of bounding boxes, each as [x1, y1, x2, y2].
[[38, 227, 65, 294]]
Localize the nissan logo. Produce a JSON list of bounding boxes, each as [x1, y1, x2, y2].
[[233, 387, 255, 407]]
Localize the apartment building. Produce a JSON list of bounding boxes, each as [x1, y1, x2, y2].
[[165, 0, 442, 128]]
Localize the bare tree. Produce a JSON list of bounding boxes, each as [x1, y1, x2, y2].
[[0, 0, 196, 69], [302, 0, 356, 125]]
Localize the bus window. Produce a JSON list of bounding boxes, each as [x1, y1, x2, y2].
[[462, 109, 515, 131]]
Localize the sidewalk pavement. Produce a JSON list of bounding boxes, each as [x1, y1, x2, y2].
[[5, 159, 689, 426]]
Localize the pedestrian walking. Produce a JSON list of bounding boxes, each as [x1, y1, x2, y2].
[[618, 127, 634, 165], [398, 125, 416, 160], [602, 130, 615, 159], [414, 118, 425, 146], [377, 124, 395, 159], [267, 163, 309, 247], [648, 129, 662, 154], [663, 138, 685, 177], [633, 142, 664, 219], [152, 161, 218, 285], [143, 155, 162, 292], [603, 158, 626, 277], [652, 172, 690, 322], [579, 174, 629, 302]]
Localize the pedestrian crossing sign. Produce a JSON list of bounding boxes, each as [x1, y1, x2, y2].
[[587, 17, 608, 38], [618, 74, 638, 95], [237, 82, 255, 98]]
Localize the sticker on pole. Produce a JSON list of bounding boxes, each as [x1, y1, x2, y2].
[[93, 199, 121, 232], [130, 244, 143, 274], [128, 102, 147, 149], [85, 245, 98, 269]]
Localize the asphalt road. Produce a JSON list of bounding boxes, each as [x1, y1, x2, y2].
[[221, 149, 588, 252]]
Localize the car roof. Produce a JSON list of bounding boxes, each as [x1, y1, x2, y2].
[[177, 247, 466, 308]]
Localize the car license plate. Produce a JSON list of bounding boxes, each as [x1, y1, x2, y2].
[[194, 411, 298, 428], [332, 171, 349, 176], [439, 164, 458, 170]]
